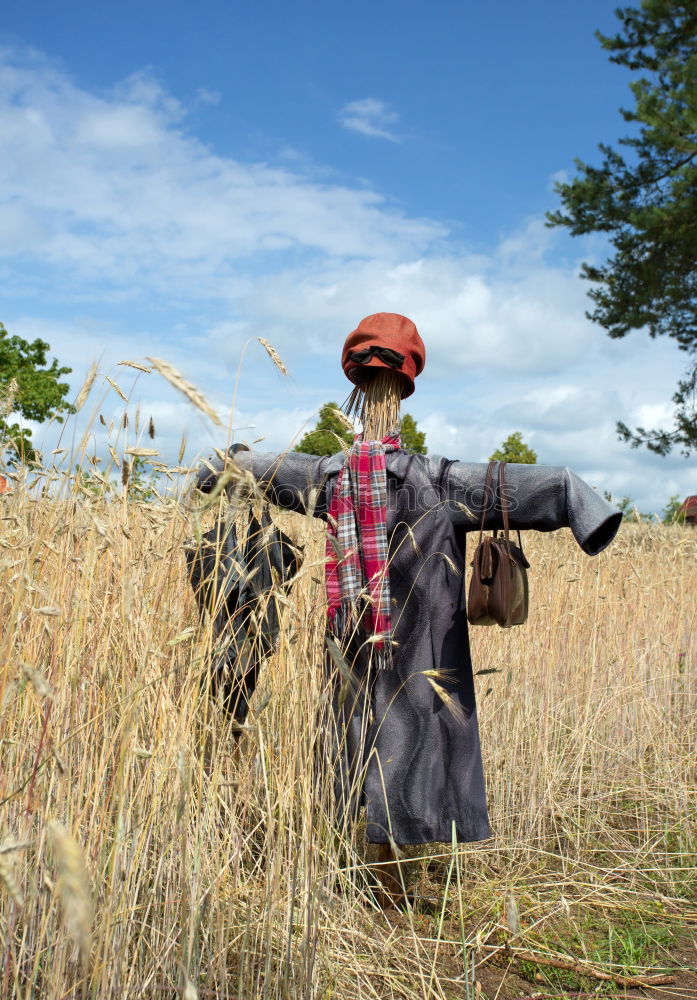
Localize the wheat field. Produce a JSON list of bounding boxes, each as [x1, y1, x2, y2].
[[0, 441, 695, 999]]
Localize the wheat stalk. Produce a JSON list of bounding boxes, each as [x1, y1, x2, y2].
[[147, 357, 222, 426], [105, 376, 128, 402], [49, 821, 92, 964], [74, 362, 98, 412], [2, 377, 19, 416], [257, 337, 289, 375], [0, 856, 24, 907], [181, 978, 198, 1000], [0, 459, 694, 999], [21, 662, 55, 700], [118, 360, 152, 373], [330, 407, 355, 433]]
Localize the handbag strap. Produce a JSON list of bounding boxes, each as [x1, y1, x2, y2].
[[499, 461, 510, 540], [477, 461, 497, 546], [497, 461, 524, 551], [478, 461, 525, 552]]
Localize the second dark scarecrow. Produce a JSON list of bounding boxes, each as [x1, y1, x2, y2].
[[198, 313, 621, 852]]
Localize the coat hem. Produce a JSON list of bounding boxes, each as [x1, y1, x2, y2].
[[365, 824, 492, 846]]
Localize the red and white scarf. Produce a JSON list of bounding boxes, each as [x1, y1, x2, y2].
[[325, 432, 399, 670]]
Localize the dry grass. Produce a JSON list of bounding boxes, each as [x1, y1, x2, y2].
[[0, 439, 695, 998]]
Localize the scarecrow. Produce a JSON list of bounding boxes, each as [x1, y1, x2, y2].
[[197, 312, 621, 904]]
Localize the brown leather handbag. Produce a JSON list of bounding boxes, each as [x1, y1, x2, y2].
[[467, 461, 530, 628]]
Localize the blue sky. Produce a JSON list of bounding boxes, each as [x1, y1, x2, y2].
[[1, 0, 693, 512]]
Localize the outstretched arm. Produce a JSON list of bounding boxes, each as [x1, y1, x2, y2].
[[196, 446, 332, 518], [441, 461, 621, 555]]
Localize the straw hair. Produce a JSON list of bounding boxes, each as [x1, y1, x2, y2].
[[344, 369, 402, 441]]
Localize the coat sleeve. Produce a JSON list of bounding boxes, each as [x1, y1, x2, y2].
[[441, 460, 622, 556], [196, 446, 331, 518]]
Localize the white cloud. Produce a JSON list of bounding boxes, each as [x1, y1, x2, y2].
[[338, 98, 401, 142], [498, 217, 555, 263], [75, 104, 164, 148], [228, 254, 594, 378], [492, 385, 621, 433], [548, 168, 569, 191], [0, 53, 438, 300], [195, 87, 221, 107], [633, 401, 675, 428], [0, 47, 693, 515]]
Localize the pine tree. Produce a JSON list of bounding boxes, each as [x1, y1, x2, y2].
[[547, 0, 697, 455]]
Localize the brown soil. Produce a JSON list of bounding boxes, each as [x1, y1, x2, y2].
[[372, 908, 696, 1000]]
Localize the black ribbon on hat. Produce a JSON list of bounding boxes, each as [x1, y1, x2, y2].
[[348, 346, 405, 369]]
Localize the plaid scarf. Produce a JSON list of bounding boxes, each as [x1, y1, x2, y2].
[[325, 432, 400, 670]]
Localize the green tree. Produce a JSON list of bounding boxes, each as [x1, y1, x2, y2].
[[489, 431, 537, 464], [73, 454, 158, 501], [125, 455, 158, 501], [74, 459, 110, 498], [547, 0, 697, 455], [295, 402, 429, 456], [400, 413, 427, 454], [0, 322, 73, 463], [603, 489, 652, 522], [295, 402, 354, 456], [662, 493, 687, 523]]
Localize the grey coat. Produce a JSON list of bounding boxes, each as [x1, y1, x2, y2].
[[198, 449, 621, 845]]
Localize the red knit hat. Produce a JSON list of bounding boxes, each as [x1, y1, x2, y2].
[[341, 313, 425, 399]]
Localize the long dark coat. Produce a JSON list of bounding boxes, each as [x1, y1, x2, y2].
[[198, 449, 621, 845]]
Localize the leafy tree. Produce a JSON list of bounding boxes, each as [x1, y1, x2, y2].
[[603, 490, 652, 522], [489, 431, 537, 464], [74, 459, 112, 498], [547, 0, 697, 455], [125, 455, 158, 501], [662, 493, 687, 523], [72, 454, 158, 501], [295, 402, 428, 455], [400, 413, 427, 454], [0, 322, 73, 463], [295, 402, 354, 456]]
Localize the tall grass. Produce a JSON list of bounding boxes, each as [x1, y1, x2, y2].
[[0, 399, 695, 998]]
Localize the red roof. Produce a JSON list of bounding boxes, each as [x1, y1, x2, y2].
[[679, 496, 697, 522]]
